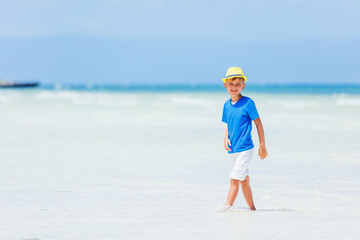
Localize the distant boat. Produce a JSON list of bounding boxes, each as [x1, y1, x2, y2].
[[0, 80, 40, 88]]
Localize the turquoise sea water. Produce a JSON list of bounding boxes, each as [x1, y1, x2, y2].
[[33, 83, 360, 94], [1, 85, 360, 240]]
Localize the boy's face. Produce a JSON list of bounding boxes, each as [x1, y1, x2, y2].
[[224, 78, 245, 97]]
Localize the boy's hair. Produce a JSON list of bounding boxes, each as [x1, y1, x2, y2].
[[226, 77, 245, 84]]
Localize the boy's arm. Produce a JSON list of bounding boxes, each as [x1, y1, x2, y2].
[[254, 118, 268, 160], [224, 126, 231, 151]]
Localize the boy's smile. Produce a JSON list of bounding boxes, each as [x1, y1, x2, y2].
[[224, 78, 246, 101]]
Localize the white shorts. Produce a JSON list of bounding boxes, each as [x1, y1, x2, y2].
[[229, 148, 254, 181]]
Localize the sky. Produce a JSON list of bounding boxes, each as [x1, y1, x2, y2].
[[0, 0, 359, 85]]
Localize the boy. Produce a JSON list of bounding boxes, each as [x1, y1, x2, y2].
[[217, 67, 268, 212]]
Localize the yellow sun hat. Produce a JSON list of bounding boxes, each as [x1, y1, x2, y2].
[[222, 67, 247, 83]]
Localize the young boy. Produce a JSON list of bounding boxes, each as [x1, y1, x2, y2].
[[217, 67, 268, 212]]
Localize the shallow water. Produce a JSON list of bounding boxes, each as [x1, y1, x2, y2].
[[0, 89, 360, 240]]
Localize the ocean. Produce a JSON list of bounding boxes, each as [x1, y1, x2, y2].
[[1, 84, 360, 240]]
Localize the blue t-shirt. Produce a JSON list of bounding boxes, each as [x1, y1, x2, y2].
[[222, 96, 259, 153]]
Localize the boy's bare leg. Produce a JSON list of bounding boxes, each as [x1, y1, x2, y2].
[[240, 175, 256, 210], [226, 179, 240, 206]]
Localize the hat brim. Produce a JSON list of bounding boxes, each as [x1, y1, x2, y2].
[[222, 76, 247, 83]]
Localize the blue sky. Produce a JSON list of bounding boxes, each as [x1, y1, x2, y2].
[[0, 0, 359, 84]]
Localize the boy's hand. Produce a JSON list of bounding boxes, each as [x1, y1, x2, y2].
[[258, 144, 268, 160], [224, 138, 231, 151]]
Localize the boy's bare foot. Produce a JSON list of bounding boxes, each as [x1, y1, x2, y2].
[[214, 202, 232, 212]]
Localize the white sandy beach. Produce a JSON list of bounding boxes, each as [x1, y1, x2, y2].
[[1, 89, 360, 240]]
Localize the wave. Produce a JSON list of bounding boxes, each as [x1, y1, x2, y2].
[[34, 90, 139, 106], [31, 83, 360, 94], [336, 97, 360, 106]]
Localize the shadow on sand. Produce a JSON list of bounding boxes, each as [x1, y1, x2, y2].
[[232, 207, 294, 212]]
